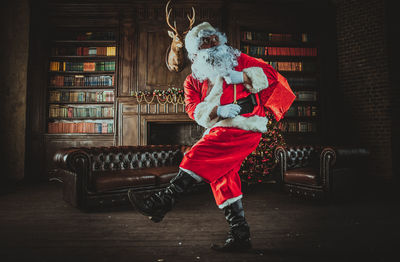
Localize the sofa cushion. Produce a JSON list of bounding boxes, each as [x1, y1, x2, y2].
[[145, 166, 179, 184], [93, 166, 180, 193], [94, 169, 157, 193], [284, 167, 319, 186]]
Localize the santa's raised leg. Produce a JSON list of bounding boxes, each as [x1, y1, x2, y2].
[[128, 22, 295, 252]]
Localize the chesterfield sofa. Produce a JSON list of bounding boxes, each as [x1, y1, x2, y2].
[[274, 145, 370, 201], [53, 145, 193, 209]]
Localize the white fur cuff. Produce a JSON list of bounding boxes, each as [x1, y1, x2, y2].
[[243, 67, 269, 93], [214, 115, 268, 133], [193, 77, 224, 128], [218, 195, 243, 209], [193, 102, 219, 128]]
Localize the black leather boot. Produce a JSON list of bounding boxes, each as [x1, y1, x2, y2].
[[128, 170, 197, 223], [211, 199, 252, 252]]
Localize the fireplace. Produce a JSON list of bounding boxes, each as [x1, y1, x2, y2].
[[118, 98, 204, 146], [148, 122, 204, 145]]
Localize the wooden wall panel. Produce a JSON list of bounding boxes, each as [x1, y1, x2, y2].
[[138, 30, 191, 91], [119, 18, 136, 96], [146, 32, 191, 88], [121, 115, 139, 146]]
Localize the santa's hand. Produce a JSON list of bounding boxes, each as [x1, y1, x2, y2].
[[224, 70, 244, 84], [217, 104, 241, 118]]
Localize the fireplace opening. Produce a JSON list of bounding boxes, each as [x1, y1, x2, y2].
[[147, 122, 205, 146]]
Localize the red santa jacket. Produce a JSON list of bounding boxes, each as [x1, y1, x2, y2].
[[183, 53, 296, 132]]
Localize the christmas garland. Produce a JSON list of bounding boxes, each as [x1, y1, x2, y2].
[[132, 88, 185, 105]]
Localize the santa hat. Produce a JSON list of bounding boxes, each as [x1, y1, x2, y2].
[[185, 22, 217, 56]]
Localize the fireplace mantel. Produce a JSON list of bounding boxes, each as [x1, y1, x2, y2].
[[117, 97, 194, 146]]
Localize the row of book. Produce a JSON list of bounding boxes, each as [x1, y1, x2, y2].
[[48, 121, 113, 134], [51, 46, 116, 56], [286, 76, 317, 87], [49, 105, 114, 118], [49, 61, 116, 72], [294, 91, 317, 101], [285, 105, 318, 117], [55, 31, 116, 41], [278, 121, 317, 133], [241, 45, 317, 57], [266, 61, 317, 72], [49, 91, 114, 103], [241, 32, 312, 43], [50, 75, 114, 87]]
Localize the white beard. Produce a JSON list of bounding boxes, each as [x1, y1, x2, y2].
[[191, 44, 240, 83]]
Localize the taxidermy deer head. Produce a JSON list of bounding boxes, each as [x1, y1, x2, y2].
[[165, 0, 195, 72]]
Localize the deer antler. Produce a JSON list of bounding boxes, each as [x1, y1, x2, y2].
[[165, 0, 178, 35], [183, 7, 196, 35]]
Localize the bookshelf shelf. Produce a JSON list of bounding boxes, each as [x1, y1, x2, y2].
[[48, 86, 115, 90], [46, 29, 118, 135], [240, 29, 321, 142], [257, 55, 318, 61], [50, 56, 117, 60], [240, 39, 317, 47], [53, 40, 116, 44], [44, 133, 115, 136], [48, 102, 114, 105], [49, 117, 114, 120], [48, 71, 115, 74]]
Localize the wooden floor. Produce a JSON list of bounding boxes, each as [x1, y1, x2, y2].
[[0, 181, 399, 262]]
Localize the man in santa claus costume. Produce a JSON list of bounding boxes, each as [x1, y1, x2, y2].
[[128, 22, 295, 252]]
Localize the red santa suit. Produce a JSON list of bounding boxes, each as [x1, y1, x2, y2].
[[180, 52, 295, 208]]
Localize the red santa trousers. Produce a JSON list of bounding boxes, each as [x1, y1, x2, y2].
[[179, 126, 262, 207]]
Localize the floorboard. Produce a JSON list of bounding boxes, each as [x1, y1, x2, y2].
[[0, 181, 399, 262]]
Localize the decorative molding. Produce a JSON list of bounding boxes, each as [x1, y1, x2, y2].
[[117, 97, 192, 146]]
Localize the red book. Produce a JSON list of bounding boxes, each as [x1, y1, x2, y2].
[[83, 62, 96, 72], [68, 107, 73, 118]]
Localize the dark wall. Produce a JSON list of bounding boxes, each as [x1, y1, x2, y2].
[[334, 0, 393, 179], [385, 0, 400, 181], [0, 0, 30, 183]]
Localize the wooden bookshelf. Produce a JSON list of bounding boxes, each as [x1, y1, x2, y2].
[[46, 29, 118, 135], [239, 30, 321, 142]]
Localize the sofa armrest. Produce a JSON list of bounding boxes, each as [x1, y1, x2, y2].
[[53, 148, 92, 191], [319, 146, 370, 192], [274, 146, 287, 183], [53, 148, 90, 172]]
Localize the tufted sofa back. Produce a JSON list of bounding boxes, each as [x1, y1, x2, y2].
[[82, 145, 183, 172], [285, 145, 320, 169]]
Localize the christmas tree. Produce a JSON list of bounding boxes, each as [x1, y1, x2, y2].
[[239, 111, 286, 184]]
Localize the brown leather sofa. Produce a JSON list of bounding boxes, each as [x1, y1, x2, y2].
[[53, 145, 193, 209], [274, 145, 370, 200]]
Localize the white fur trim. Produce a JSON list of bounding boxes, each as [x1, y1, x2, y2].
[[193, 77, 224, 128], [218, 195, 243, 209], [179, 167, 203, 183], [243, 67, 269, 93], [193, 102, 219, 128], [213, 115, 268, 133], [185, 22, 216, 56]]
